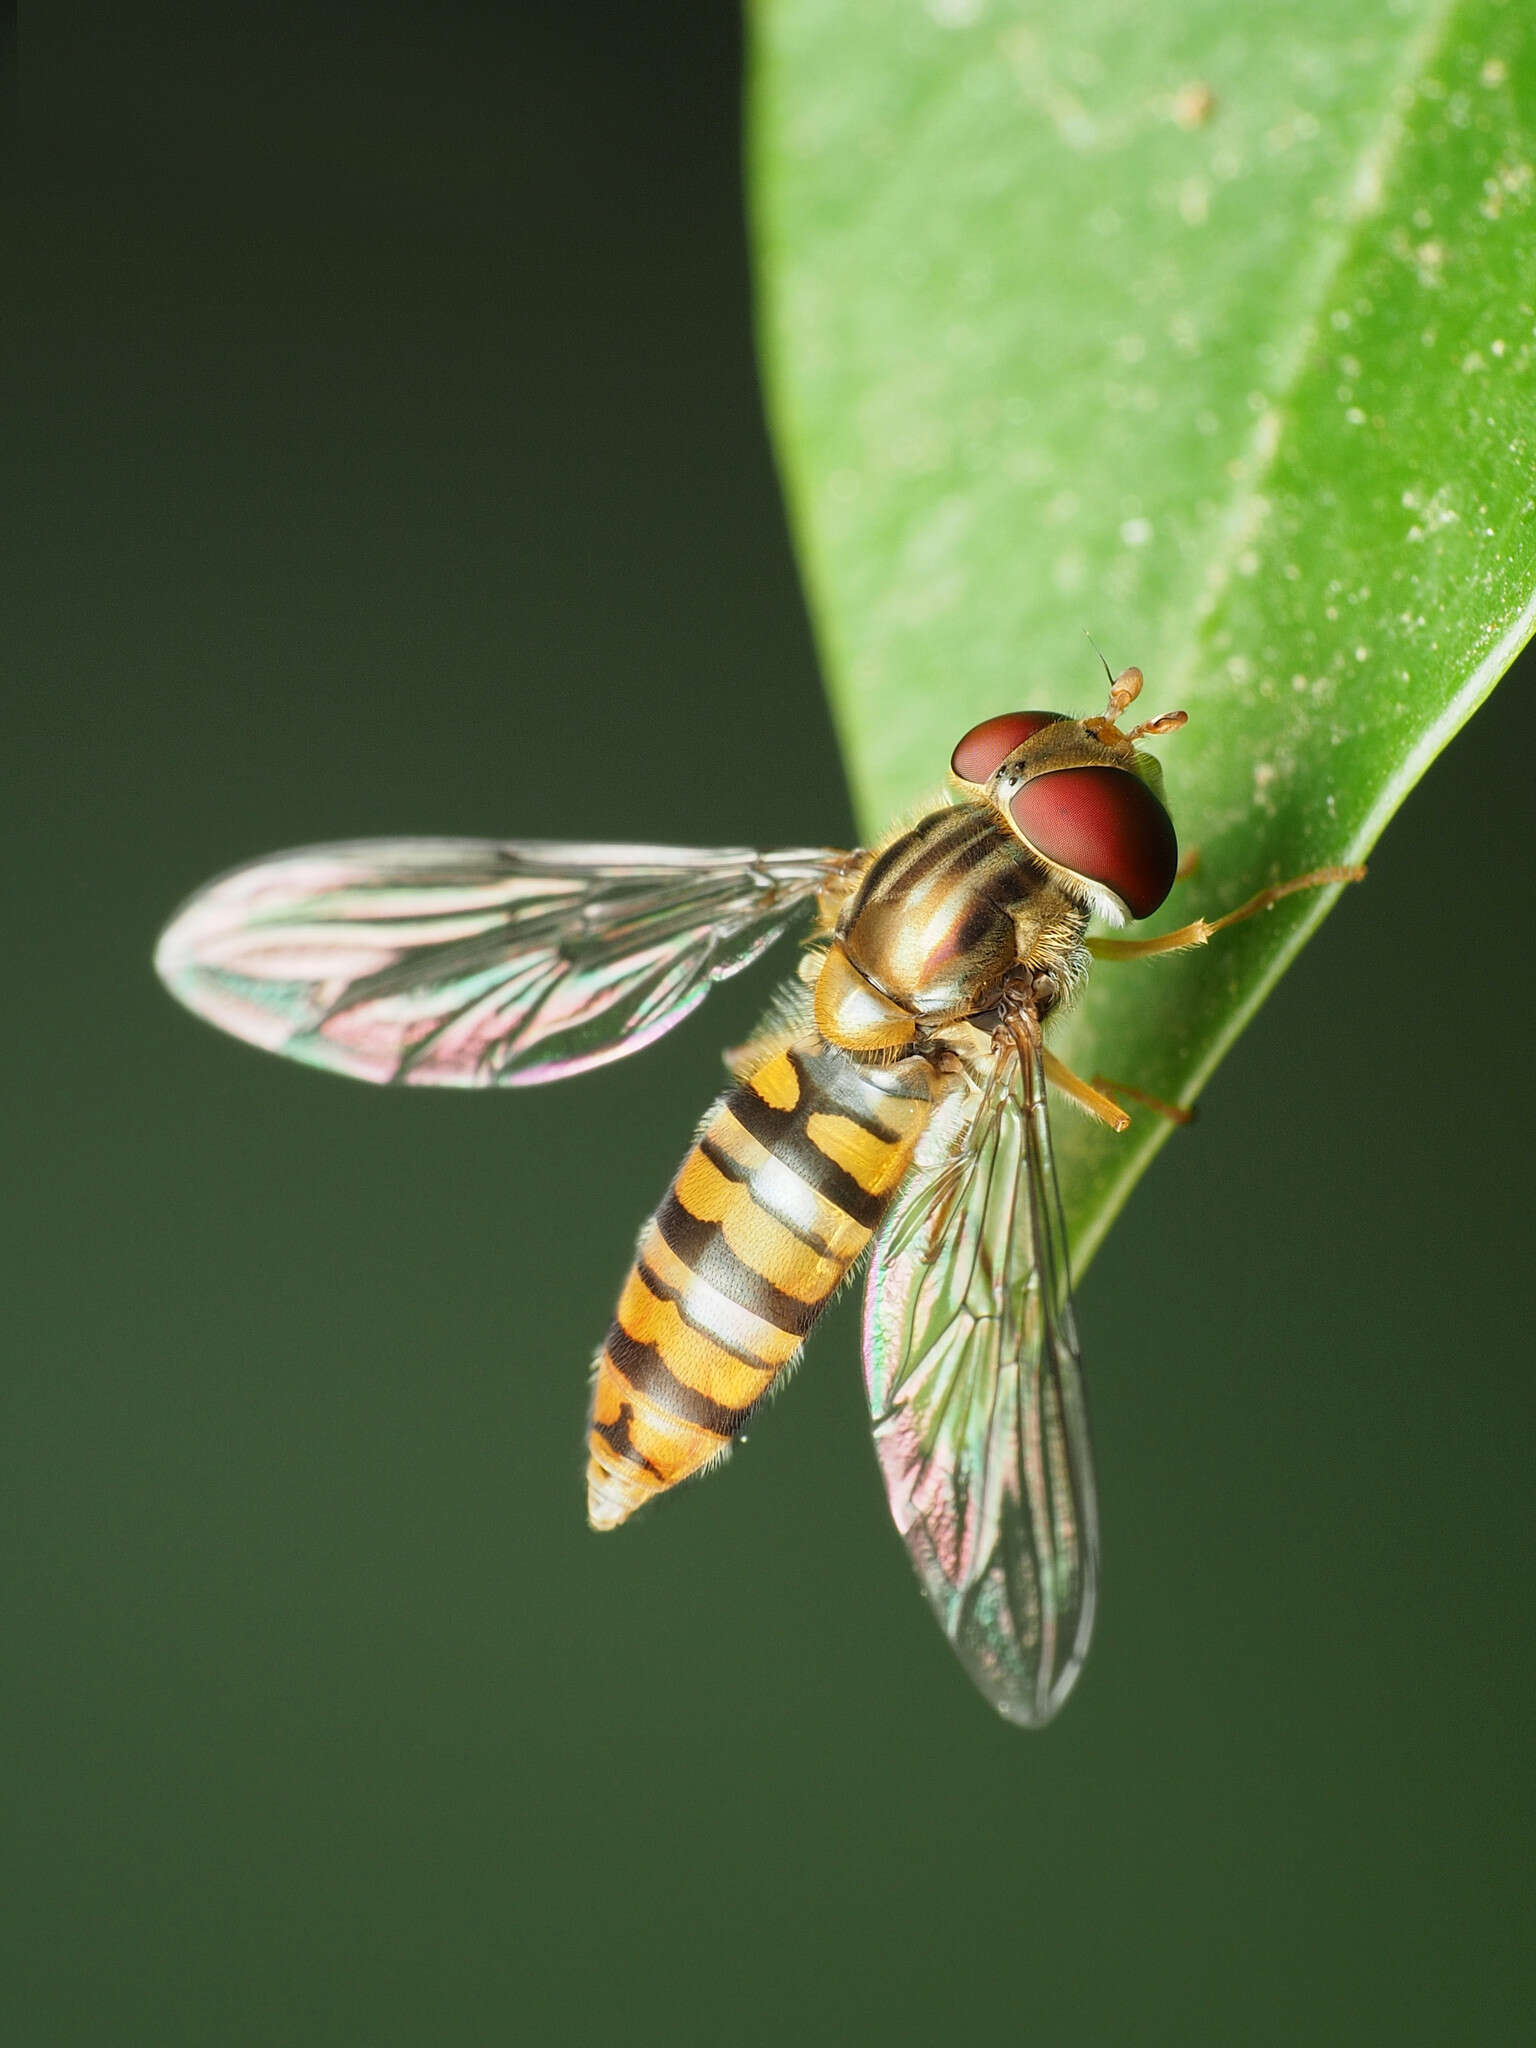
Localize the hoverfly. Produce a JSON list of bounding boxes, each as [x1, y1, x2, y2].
[[155, 666, 1361, 1724]]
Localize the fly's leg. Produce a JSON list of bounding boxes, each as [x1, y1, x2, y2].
[[1042, 1048, 1131, 1133], [1086, 863, 1365, 961], [1090, 1074, 1195, 1125], [1074, 862, 1360, 1121], [992, 971, 1129, 1132]]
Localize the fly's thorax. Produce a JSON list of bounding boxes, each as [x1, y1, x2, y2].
[[814, 802, 1084, 1050]]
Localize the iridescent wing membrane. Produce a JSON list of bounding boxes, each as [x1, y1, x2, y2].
[[863, 1029, 1099, 1726], [155, 839, 846, 1086]]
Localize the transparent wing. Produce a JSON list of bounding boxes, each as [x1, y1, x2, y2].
[[155, 838, 848, 1086], [863, 1025, 1099, 1726]]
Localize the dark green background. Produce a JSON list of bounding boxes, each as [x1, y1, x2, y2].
[[6, 6, 1533, 2042]]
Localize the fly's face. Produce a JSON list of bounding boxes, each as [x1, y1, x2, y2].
[[153, 660, 1363, 1727]]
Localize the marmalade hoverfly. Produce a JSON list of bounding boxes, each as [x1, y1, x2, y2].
[[155, 666, 1361, 1724]]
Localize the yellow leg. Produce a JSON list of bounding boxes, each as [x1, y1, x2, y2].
[[1091, 1074, 1195, 1126], [1086, 864, 1365, 961], [1043, 1048, 1131, 1133]]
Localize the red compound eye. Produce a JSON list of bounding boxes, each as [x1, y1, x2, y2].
[[950, 711, 1064, 785], [1009, 766, 1178, 919]]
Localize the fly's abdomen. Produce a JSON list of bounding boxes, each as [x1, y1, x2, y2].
[[586, 1040, 933, 1530]]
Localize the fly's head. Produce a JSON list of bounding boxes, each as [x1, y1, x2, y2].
[[948, 664, 1186, 929]]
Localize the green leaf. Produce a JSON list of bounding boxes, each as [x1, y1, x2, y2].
[[750, 1, 1536, 1271]]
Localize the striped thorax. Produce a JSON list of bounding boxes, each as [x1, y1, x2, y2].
[[813, 802, 1091, 1055]]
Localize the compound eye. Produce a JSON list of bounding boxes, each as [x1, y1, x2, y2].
[[1009, 765, 1178, 920], [950, 711, 1064, 785]]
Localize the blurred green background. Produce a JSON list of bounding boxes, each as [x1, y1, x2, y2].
[[5, 5, 1533, 2042]]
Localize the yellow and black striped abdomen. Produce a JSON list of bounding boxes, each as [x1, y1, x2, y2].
[[586, 1039, 933, 1530]]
